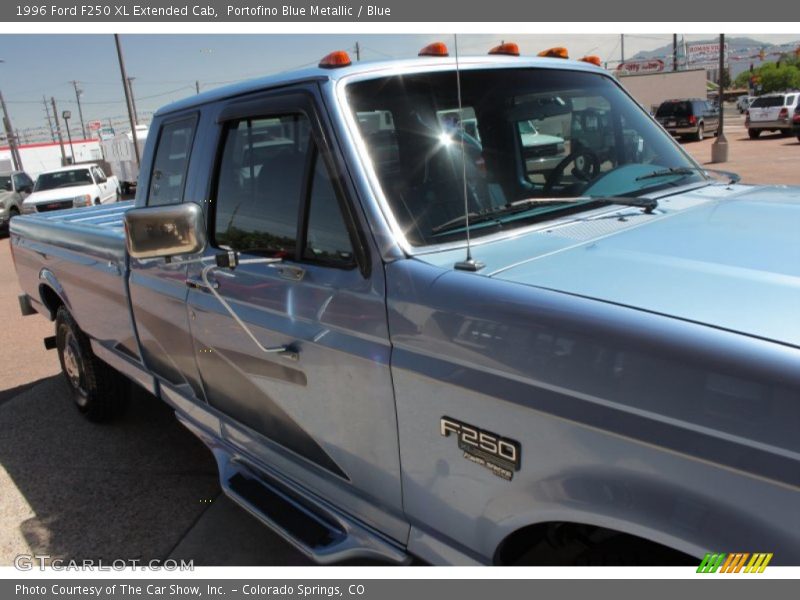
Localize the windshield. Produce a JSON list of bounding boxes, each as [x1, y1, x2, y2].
[[34, 169, 93, 192], [346, 68, 706, 247]]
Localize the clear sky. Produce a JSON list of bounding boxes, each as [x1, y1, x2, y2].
[[1, 33, 798, 134]]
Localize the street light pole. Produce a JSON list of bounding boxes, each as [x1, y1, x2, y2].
[[114, 34, 140, 167], [711, 33, 729, 164], [63, 110, 75, 164]]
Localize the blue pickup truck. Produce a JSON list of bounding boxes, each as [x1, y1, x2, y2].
[[10, 45, 800, 566]]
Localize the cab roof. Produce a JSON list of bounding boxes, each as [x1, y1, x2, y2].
[[155, 55, 607, 117]]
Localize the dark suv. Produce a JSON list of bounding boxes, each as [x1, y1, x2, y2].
[[655, 98, 720, 142]]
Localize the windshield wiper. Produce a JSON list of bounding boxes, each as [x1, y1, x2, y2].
[[635, 166, 743, 184], [432, 196, 658, 235]]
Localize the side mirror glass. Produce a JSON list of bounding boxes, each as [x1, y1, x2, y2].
[[124, 202, 207, 260]]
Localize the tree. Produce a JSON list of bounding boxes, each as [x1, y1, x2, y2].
[[734, 57, 800, 93]]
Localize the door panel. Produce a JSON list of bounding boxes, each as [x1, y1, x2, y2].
[[184, 90, 404, 536], [128, 113, 205, 399]]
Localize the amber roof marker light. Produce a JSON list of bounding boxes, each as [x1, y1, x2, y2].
[[488, 42, 520, 57], [579, 55, 603, 67], [319, 51, 352, 69], [419, 42, 450, 57], [538, 47, 569, 59]]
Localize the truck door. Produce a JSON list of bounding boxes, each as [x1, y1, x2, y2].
[[185, 90, 405, 539], [128, 114, 207, 401], [92, 166, 113, 202]]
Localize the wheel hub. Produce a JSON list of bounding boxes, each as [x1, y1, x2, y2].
[[63, 339, 81, 388]]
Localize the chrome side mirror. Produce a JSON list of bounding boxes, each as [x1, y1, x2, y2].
[[124, 202, 207, 260]]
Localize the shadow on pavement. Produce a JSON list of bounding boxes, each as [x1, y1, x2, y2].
[[0, 375, 220, 564]]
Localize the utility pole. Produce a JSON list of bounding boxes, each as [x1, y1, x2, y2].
[[70, 81, 86, 139], [51, 97, 67, 166], [0, 90, 23, 171], [620, 34, 624, 64], [195, 80, 200, 94], [114, 34, 140, 167], [43, 96, 55, 142], [673, 34, 678, 71], [127, 77, 139, 125], [355, 41, 361, 61], [711, 33, 728, 164]]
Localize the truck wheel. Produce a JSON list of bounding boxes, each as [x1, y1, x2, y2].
[[694, 123, 704, 141], [55, 306, 129, 422], [748, 129, 761, 139]]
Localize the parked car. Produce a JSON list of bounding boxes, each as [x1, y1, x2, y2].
[[0, 170, 34, 232], [736, 95, 755, 113], [11, 47, 800, 566], [654, 98, 720, 141], [794, 105, 800, 141], [20, 164, 120, 214], [746, 92, 800, 138]]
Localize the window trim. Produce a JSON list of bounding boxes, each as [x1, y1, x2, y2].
[[298, 144, 358, 270], [146, 112, 199, 207], [208, 92, 365, 274]]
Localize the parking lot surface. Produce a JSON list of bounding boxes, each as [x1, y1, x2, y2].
[[0, 107, 797, 566]]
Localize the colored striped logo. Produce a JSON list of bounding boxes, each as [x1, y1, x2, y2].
[[697, 553, 773, 573]]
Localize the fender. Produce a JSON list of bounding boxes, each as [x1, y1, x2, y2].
[[38, 268, 71, 320], [485, 464, 797, 565]]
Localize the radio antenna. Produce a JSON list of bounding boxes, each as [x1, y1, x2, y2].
[[452, 33, 484, 272]]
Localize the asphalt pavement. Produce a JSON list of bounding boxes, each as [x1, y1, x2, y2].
[[0, 107, 797, 566]]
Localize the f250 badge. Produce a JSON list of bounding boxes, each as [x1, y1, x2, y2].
[[440, 417, 521, 481]]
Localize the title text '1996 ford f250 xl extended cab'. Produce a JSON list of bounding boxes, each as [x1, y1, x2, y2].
[[10, 44, 800, 566]]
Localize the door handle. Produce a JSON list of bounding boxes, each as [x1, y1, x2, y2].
[[185, 277, 219, 290], [276, 264, 305, 281]]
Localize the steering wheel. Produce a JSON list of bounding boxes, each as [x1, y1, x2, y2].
[[543, 149, 601, 194]]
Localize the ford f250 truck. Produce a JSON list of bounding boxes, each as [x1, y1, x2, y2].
[[10, 45, 800, 566]]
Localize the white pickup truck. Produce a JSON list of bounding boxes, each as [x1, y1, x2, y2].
[[21, 164, 120, 214]]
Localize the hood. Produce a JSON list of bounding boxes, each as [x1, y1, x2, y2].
[[420, 184, 800, 348], [24, 185, 97, 205]]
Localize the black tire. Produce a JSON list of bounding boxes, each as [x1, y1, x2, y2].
[[797, 135, 800, 143], [55, 306, 130, 422], [694, 123, 704, 142], [780, 129, 791, 137], [511, 525, 695, 566], [748, 129, 761, 139]]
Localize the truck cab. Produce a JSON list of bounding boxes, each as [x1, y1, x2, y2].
[[10, 46, 800, 567]]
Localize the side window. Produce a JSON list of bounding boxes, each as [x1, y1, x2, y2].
[[12, 174, 24, 190], [214, 114, 311, 257], [93, 167, 107, 183], [148, 118, 196, 206], [303, 154, 355, 265]]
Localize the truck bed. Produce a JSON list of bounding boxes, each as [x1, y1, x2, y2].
[[11, 202, 142, 361]]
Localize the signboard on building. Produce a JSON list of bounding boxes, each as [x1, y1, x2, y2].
[[687, 42, 728, 67], [616, 59, 665, 75]]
